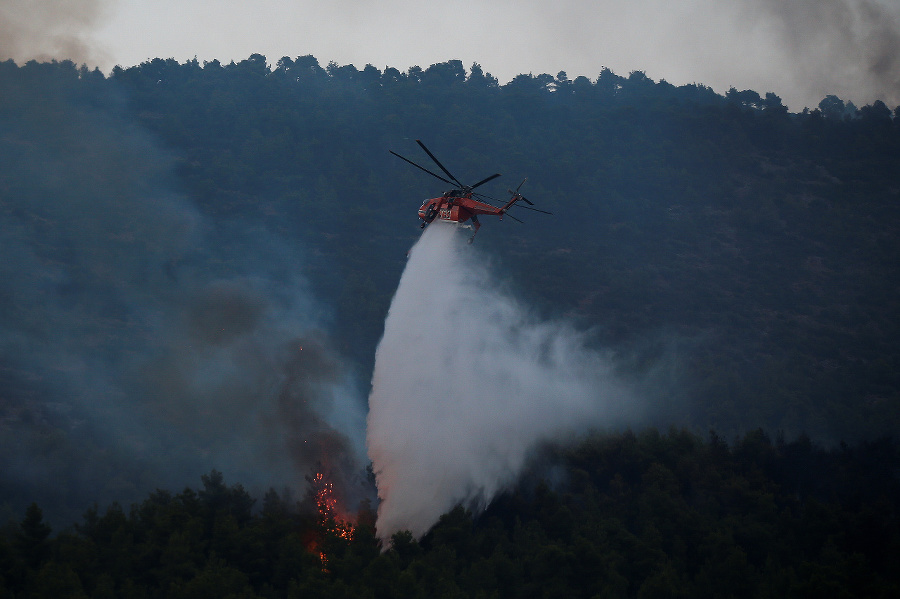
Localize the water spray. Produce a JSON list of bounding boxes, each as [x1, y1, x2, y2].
[[366, 222, 639, 542]]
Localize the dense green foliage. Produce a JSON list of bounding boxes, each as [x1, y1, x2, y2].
[[1, 430, 898, 598]]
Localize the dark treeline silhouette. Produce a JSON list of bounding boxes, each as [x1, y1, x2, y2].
[[1, 54, 899, 529], [1, 430, 898, 597]]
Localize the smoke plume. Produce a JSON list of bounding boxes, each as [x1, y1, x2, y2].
[[0, 65, 367, 523], [753, 0, 900, 108], [366, 223, 639, 542], [0, 0, 111, 66]]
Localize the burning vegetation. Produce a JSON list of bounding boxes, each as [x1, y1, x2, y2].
[[304, 469, 356, 570], [311, 471, 354, 541]]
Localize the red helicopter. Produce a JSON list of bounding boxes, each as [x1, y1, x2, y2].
[[390, 140, 551, 242]]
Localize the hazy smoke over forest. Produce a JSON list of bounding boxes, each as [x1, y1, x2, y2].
[[4, 1, 900, 111], [0, 0, 110, 66], [0, 72, 367, 522], [367, 223, 639, 542], [753, 0, 900, 107]]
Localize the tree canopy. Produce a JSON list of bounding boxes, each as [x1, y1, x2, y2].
[[1, 431, 898, 597]]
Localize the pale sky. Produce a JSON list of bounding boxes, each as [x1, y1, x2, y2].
[[3, 0, 899, 111]]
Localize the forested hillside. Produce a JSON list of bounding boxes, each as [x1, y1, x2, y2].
[[91, 55, 900, 440], [1, 54, 899, 535], [1, 430, 898, 598]]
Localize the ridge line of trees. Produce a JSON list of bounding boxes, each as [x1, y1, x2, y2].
[[1, 428, 898, 598], [8, 54, 899, 119]]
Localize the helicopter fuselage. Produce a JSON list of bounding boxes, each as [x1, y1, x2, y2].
[[418, 191, 509, 229]]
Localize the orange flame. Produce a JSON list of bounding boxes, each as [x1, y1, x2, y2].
[[311, 470, 355, 562]]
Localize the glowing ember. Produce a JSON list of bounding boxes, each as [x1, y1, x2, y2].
[[307, 470, 356, 571], [311, 471, 355, 541]]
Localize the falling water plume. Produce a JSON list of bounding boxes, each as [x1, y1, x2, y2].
[[366, 222, 640, 542]]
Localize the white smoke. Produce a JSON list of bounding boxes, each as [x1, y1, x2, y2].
[[366, 222, 640, 542]]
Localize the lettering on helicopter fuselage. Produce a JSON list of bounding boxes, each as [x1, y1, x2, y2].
[[440, 208, 452, 219]]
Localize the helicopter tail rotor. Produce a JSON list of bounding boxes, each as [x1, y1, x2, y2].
[[502, 178, 553, 215]]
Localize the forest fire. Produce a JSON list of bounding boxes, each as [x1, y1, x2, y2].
[[306, 469, 355, 570], [312, 471, 354, 541]]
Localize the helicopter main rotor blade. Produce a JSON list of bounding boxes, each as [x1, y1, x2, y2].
[[416, 140, 464, 187], [390, 150, 454, 186], [511, 204, 553, 215], [470, 173, 502, 189], [504, 212, 524, 223]]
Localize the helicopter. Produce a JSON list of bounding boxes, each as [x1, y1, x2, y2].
[[390, 140, 551, 243]]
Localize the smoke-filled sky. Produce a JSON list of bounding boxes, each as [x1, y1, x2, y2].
[[2, 0, 900, 111], [0, 64, 369, 523]]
